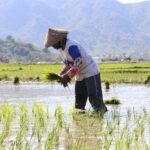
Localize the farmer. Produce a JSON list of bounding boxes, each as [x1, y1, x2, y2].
[[44, 28, 107, 114]]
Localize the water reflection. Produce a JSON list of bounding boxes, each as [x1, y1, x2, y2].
[[0, 83, 150, 113], [0, 83, 150, 149]]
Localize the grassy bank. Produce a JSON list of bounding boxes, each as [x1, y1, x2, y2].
[[0, 103, 149, 149], [0, 62, 150, 84]]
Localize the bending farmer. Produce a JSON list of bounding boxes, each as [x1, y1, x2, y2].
[[44, 28, 107, 113]]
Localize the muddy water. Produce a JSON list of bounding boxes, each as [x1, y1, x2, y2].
[[0, 83, 150, 113]]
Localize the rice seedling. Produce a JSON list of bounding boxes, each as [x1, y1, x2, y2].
[[144, 75, 150, 84], [73, 137, 89, 150], [63, 124, 74, 150], [54, 106, 64, 128], [105, 97, 121, 105], [103, 135, 112, 150], [13, 76, 20, 85], [46, 72, 61, 82], [0, 104, 15, 146], [45, 106, 64, 150], [0, 74, 9, 81], [35, 76, 40, 81], [46, 105, 50, 122], [19, 67, 23, 70], [32, 103, 49, 143], [105, 81, 110, 90], [15, 104, 28, 149], [0, 103, 149, 149], [45, 126, 60, 150], [127, 108, 132, 120]]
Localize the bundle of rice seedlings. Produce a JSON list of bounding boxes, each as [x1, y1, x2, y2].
[[13, 76, 20, 85], [105, 97, 121, 105], [46, 73, 61, 82]]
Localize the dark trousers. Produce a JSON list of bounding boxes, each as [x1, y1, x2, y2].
[[75, 73, 107, 112]]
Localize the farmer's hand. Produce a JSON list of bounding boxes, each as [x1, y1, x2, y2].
[[58, 75, 71, 87], [60, 65, 71, 76]]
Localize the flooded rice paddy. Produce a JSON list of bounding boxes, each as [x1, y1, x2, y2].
[[0, 83, 150, 112], [0, 83, 150, 149]]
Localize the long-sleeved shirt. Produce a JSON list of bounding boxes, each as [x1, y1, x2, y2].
[[60, 39, 99, 81]]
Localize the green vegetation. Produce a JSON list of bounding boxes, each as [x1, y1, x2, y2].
[[0, 64, 62, 82], [105, 97, 121, 105], [13, 76, 20, 85], [15, 104, 28, 149], [46, 72, 61, 82], [0, 62, 150, 83], [0, 104, 149, 149], [32, 103, 49, 143], [0, 104, 15, 146], [105, 81, 110, 89], [144, 75, 150, 84], [100, 62, 150, 84]]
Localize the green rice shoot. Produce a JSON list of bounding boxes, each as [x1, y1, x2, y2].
[[0, 104, 149, 149], [105, 97, 121, 105], [46, 72, 61, 82]]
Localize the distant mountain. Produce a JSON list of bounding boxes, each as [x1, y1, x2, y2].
[[0, 0, 150, 58], [0, 36, 59, 63]]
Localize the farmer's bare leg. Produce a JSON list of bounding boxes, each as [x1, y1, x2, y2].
[[75, 80, 88, 110]]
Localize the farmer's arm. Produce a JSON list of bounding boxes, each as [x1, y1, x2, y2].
[[65, 45, 82, 78], [60, 64, 71, 76]]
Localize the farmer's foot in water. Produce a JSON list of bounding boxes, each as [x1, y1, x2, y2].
[[75, 108, 86, 114], [91, 106, 108, 117]]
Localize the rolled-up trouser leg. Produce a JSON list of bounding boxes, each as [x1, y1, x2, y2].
[[75, 80, 88, 110], [85, 73, 107, 113]]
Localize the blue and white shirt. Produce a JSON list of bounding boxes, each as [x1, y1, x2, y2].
[[60, 39, 99, 81]]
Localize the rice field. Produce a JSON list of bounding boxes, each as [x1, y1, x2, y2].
[[0, 103, 149, 149], [0, 62, 150, 149], [0, 62, 150, 84], [100, 62, 150, 84]]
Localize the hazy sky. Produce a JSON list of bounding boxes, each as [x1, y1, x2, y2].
[[118, 0, 149, 3]]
